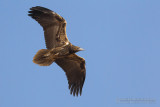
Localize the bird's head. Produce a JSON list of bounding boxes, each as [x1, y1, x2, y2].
[[70, 45, 84, 53]]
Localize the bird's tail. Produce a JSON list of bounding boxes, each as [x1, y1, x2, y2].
[[33, 49, 55, 66]]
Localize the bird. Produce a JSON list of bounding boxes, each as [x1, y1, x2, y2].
[[28, 6, 86, 96]]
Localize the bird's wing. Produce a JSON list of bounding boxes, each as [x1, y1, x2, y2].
[[28, 6, 69, 49], [55, 54, 86, 96]]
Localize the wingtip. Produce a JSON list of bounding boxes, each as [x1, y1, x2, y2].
[[29, 6, 53, 13], [69, 83, 83, 97], [30, 6, 43, 10]]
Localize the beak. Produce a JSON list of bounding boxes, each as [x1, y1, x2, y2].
[[78, 47, 84, 51]]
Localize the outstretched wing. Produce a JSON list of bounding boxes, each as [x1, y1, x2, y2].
[[28, 6, 69, 49], [55, 54, 86, 96]]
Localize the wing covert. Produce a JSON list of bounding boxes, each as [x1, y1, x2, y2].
[[55, 54, 86, 96], [28, 6, 69, 49]]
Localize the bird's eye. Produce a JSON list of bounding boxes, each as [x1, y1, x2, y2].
[[62, 23, 66, 28]]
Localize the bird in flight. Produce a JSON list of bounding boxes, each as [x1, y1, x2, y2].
[[28, 6, 86, 96]]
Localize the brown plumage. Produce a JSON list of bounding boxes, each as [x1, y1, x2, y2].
[[28, 6, 86, 96]]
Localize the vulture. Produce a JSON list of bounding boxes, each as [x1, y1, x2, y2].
[[28, 6, 86, 96]]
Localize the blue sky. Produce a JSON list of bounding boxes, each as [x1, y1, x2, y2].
[[0, 0, 160, 107]]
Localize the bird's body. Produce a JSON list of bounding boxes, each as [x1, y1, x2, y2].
[[28, 6, 86, 96]]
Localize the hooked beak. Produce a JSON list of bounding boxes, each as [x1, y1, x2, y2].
[[78, 47, 84, 51]]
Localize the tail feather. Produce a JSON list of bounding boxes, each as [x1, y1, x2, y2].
[[33, 49, 55, 66]]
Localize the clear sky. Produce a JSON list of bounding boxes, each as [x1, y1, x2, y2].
[[0, 0, 160, 107]]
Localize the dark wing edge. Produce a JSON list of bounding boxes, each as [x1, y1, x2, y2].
[[28, 6, 69, 49], [55, 54, 86, 96], [28, 6, 64, 27]]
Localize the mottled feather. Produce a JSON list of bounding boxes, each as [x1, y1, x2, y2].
[[28, 6, 69, 49], [56, 54, 86, 96], [28, 6, 86, 96]]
